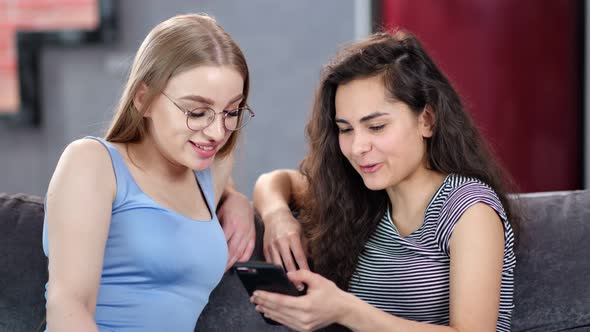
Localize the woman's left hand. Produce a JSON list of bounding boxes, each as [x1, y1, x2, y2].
[[217, 189, 255, 270], [251, 269, 350, 332]]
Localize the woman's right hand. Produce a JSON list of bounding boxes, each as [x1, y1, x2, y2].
[[261, 207, 310, 274]]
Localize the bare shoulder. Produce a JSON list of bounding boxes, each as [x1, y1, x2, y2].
[[50, 138, 116, 199], [459, 203, 503, 228], [451, 203, 504, 249], [58, 139, 114, 181], [63, 138, 110, 160]]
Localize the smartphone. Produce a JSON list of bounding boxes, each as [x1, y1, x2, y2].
[[234, 261, 304, 325]]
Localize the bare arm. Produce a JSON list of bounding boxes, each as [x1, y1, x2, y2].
[[211, 154, 255, 268], [253, 169, 309, 274], [253, 169, 307, 220], [45, 139, 116, 332]]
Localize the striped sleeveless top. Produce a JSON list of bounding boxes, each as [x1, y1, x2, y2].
[[348, 174, 515, 331]]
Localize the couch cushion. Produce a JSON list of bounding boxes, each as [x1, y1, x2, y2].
[[511, 190, 590, 331], [0, 193, 47, 332]]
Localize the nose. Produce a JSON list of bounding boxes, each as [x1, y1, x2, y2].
[[202, 114, 226, 142], [351, 132, 371, 157]]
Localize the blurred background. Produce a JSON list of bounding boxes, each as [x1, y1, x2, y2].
[[0, 0, 587, 198]]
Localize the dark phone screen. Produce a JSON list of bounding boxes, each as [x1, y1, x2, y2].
[[234, 261, 301, 297], [234, 261, 304, 325]]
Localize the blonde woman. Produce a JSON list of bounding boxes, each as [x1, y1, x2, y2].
[[43, 14, 255, 331]]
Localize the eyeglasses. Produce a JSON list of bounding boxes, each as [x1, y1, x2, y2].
[[161, 92, 254, 131]]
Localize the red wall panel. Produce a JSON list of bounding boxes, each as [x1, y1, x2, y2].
[[381, 0, 582, 192]]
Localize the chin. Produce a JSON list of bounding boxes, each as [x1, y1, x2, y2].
[[361, 178, 388, 191], [189, 158, 215, 171]]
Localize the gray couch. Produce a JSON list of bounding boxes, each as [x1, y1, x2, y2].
[[1, 190, 589, 331]]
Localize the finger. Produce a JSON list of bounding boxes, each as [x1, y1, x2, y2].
[[287, 253, 309, 292], [225, 255, 233, 271], [255, 305, 295, 329], [289, 235, 310, 271], [225, 235, 242, 270], [248, 218, 256, 243], [226, 217, 252, 259], [226, 229, 242, 260], [287, 269, 318, 287], [236, 219, 254, 260], [225, 252, 238, 271], [259, 304, 307, 331], [238, 221, 255, 261], [278, 239, 298, 273], [269, 244, 284, 268], [263, 245, 271, 263], [238, 237, 255, 262], [232, 230, 248, 261], [252, 290, 301, 309], [221, 220, 235, 241], [255, 297, 310, 331], [226, 253, 239, 270]]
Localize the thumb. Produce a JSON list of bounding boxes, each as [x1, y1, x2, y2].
[[287, 269, 318, 287]]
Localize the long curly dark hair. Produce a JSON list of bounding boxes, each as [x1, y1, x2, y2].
[[299, 30, 520, 291]]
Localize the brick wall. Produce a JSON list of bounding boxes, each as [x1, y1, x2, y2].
[[0, 0, 98, 113]]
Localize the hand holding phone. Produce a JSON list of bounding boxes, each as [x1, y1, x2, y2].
[[234, 261, 305, 325]]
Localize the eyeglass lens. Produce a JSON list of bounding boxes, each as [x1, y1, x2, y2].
[[186, 108, 251, 131]]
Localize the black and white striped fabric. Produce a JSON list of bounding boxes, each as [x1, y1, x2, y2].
[[348, 174, 515, 331]]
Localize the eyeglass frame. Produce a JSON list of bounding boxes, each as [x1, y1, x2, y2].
[[161, 91, 255, 131]]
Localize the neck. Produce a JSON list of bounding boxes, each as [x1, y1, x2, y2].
[[126, 135, 190, 181], [385, 167, 447, 231]]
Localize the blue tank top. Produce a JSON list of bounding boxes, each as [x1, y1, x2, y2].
[[42, 136, 228, 332]]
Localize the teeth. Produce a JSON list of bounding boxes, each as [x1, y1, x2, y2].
[[197, 144, 213, 151]]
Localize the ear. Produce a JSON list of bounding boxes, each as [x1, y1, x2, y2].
[[418, 105, 435, 138], [133, 82, 151, 117]]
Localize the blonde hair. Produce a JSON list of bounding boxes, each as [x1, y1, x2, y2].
[[105, 13, 249, 159]]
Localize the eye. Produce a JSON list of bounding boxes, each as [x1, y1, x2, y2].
[[188, 109, 210, 118], [225, 108, 241, 117], [369, 124, 385, 132], [338, 127, 353, 134]]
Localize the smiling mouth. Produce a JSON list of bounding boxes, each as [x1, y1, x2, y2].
[[195, 144, 214, 151], [190, 141, 217, 151]]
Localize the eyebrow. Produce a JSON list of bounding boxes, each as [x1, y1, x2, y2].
[[335, 112, 389, 124], [178, 94, 244, 106]]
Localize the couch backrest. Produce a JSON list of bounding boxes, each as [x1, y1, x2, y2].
[[0, 193, 47, 332], [511, 190, 590, 331], [2, 190, 589, 332]]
